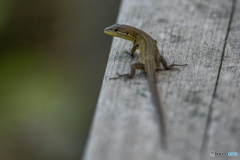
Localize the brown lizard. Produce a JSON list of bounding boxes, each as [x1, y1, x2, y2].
[[104, 24, 187, 149]]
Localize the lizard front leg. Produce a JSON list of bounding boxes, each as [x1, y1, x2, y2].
[[110, 62, 144, 79], [123, 44, 139, 57], [157, 55, 187, 70]]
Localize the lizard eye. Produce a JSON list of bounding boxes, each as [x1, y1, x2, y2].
[[114, 29, 118, 32]]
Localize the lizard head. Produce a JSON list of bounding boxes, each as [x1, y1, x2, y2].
[[104, 24, 135, 42]]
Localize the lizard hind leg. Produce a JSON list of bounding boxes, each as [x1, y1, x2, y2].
[[157, 55, 187, 70], [110, 62, 145, 79]]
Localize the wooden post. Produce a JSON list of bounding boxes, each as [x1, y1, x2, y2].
[[83, 0, 239, 160]]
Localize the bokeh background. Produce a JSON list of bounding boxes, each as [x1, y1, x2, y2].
[[0, 0, 120, 159]]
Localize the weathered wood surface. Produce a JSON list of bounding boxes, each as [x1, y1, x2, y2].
[[83, 0, 239, 160], [203, 0, 240, 159]]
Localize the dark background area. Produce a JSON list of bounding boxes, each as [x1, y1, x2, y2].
[[0, 0, 120, 159]]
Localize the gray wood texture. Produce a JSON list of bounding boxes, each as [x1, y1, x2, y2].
[[83, 0, 239, 160]]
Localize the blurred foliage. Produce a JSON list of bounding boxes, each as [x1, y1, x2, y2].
[[0, 49, 81, 160], [0, 0, 120, 159]]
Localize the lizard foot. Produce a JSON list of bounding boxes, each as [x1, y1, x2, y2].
[[109, 73, 133, 80]]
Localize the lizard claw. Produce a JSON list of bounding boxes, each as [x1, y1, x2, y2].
[[167, 67, 180, 71], [123, 50, 134, 58], [109, 72, 133, 80], [123, 50, 130, 55]]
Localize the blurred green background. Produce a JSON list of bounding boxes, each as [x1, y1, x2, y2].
[[0, 0, 120, 159]]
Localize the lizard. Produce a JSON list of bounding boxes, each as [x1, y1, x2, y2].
[[104, 24, 187, 149]]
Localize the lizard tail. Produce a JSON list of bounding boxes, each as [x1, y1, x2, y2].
[[146, 67, 167, 150]]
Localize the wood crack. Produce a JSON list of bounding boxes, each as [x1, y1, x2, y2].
[[200, 0, 237, 158]]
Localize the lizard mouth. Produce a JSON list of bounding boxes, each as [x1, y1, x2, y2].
[[104, 27, 135, 42], [104, 28, 118, 36]]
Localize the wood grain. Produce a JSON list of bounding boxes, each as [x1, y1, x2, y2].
[[202, 1, 240, 160], [83, 0, 238, 160]]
